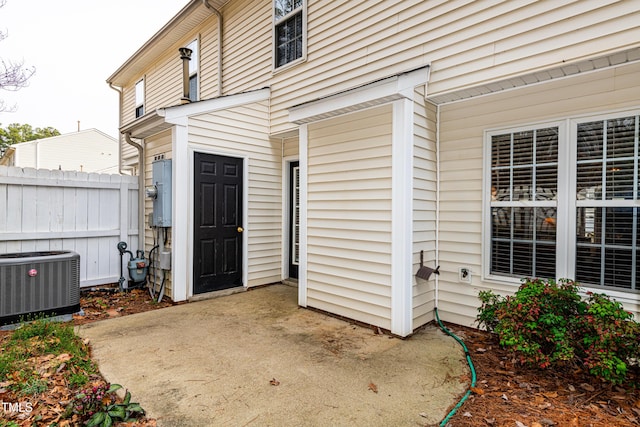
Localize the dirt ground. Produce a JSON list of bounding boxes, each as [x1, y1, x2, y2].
[[2, 285, 639, 426]]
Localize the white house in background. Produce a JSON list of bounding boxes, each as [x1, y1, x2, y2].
[[108, 0, 640, 337], [0, 128, 119, 174]]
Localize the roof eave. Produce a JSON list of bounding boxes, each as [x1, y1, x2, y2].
[[119, 109, 172, 140], [107, 0, 228, 87]]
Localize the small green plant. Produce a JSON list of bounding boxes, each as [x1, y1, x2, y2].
[[68, 372, 89, 388], [67, 383, 145, 426], [20, 377, 48, 395], [0, 421, 20, 427], [94, 298, 108, 310], [476, 278, 640, 385]]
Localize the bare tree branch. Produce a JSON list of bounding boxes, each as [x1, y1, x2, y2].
[[0, 0, 35, 112], [0, 59, 35, 91]]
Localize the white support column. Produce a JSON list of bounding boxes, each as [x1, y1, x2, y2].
[[171, 123, 189, 302], [391, 98, 414, 337], [298, 124, 308, 307]]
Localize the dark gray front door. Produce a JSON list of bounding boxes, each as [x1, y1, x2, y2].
[[193, 152, 243, 294]]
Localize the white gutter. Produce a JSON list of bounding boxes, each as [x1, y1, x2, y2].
[[202, 0, 223, 96], [424, 64, 441, 312], [435, 103, 441, 310], [108, 82, 127, 175], [124, 133, 145, 251]]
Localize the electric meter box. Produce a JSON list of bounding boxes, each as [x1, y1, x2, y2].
[[151, 159, 172, 227]]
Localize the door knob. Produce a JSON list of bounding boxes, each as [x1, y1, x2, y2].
[[237, 227, 244, 233]]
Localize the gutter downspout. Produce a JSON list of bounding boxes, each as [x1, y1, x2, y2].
[[202, 0, 223, 96], [108, 82, 126, 175], [125, 132, 145, 251], [426, 70, 478, 427]]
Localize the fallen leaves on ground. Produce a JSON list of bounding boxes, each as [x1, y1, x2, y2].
[[0, 286, 176, 427]]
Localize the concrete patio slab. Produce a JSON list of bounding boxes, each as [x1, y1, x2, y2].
[[78, 284, 468, 426]]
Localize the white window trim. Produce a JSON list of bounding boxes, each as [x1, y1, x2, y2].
[[272, 0, 307, 72], [135, 78, 145, 117], [483, 120, 565, 285], [281, 155, 299, 281], [187, 38, 199, 101], [483, 108, 640, 293]]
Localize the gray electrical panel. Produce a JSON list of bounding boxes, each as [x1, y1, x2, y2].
[[151, 159, 172, 227]]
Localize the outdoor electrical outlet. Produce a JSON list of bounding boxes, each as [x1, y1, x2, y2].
[[459, 267, 471, 283]]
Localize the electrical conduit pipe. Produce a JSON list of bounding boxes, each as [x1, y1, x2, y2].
[[432, 100, 477, 426]]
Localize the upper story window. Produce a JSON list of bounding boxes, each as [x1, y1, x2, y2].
[[187, 39, 199, 102], [135, 79, 145, 118], [274, 0, 305, 69], [485, 111, 640, 292]]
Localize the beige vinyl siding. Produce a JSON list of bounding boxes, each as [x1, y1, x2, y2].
[[120, 86, 138, 165], [412, 88, 437, 328], [282, 137, 299, 158], [188, 100, 282, 286], [199, 16, 220, 98], [144, 57, 182, 112], [222, 0, 271, 95], [143, 130, 173, 296], [122, 28, 215, 119], [437, 62, 640, 327], [307, 105, 393, 329], [269, 0, 640, 135]]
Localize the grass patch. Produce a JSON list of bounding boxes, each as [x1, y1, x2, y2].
[[0, 317, 97, 395]]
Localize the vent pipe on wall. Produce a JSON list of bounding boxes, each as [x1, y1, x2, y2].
[[179, 47, 193, 104]]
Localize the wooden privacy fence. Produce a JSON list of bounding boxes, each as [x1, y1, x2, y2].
[[0, 166, 139, 287]]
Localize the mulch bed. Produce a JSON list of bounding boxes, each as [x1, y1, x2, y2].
[[444, 324, 640, 426]]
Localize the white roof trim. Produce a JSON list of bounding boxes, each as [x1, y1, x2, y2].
[[120, 88, 270, 139], [289, 66, 430, 124], [119, 111, 171, 140], [160, 87, 270, 125], [427, 47, 640, 105]]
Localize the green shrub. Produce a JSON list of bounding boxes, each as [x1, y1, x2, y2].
[[476, 278, 640, 385], [66, 383, 145, 426]]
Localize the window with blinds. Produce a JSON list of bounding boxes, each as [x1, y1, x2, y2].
[[274, 0, 304, 68], [576, 116, 639, 289], [490, 127, 559, 279], [487, 112, 639, 293]]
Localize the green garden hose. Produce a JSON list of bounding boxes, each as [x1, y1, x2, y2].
[[435, 307, 477, 426]]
